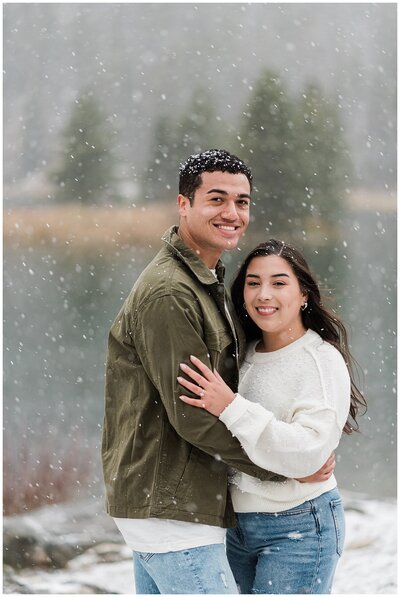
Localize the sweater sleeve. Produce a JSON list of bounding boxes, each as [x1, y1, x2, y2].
[[133, 292, 285, 483], [219, 345, 351, 478]]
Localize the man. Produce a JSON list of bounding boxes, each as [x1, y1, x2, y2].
[[102, 149, 334, 594]]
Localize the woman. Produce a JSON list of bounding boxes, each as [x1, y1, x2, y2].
[[178, 239, 366, 594]]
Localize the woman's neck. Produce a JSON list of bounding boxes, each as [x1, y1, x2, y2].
[[257, 326, 307, 353]]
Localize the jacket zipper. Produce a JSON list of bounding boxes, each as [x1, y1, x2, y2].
[[223, 293, 240, 372]]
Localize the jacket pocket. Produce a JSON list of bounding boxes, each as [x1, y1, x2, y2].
[[206, 328, 233, 370], [157, 422, 198, 500], [206, 327, 232, 350], [173, 446, 199, 499]]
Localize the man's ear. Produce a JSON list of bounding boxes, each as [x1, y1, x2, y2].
[[178, 194, 190, 217]]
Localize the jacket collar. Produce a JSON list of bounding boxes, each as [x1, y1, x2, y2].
[[162, 226, 225, 285]]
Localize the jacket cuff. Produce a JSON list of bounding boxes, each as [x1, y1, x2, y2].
[[219, 393, 250, 428]]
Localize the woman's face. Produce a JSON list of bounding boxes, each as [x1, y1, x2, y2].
[[243, 254, 307, 342]]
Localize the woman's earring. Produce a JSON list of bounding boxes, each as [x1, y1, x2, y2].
[[301, 302, 308, 311], [243, 303, 248, 317]]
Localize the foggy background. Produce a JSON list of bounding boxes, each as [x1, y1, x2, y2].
[[3, 3, 396, 517]]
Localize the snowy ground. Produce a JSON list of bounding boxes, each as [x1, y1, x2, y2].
[[4, 491, 397, 594]]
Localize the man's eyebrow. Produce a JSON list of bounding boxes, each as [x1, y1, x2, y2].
[[206, 188, 251, 199]]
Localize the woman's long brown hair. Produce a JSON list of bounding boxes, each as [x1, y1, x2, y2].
[[231, 239, 366, 434]]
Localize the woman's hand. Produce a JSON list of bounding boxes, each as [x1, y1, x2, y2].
[[296, 452, 336, 483], [178, 355, 236, 417]]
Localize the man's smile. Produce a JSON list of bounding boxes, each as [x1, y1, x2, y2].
[[213, 223, 240, 232]]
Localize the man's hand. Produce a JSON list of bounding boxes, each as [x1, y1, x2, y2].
[[296, 452, 336, 483]]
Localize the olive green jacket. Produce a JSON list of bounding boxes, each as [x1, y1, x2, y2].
[[101, 226, 283, 528]]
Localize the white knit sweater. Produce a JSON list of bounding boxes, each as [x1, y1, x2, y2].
[[219, 329, 351, 513]]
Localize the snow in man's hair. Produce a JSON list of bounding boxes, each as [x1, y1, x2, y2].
[[178, 149, 253, 198]]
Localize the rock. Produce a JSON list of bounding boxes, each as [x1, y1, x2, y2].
[[43, 540, 85, 569], [68, 543, 132, 569], [3, 519, 51, 569], [3, 577, 34, 594], [3, 565, 37, 594], [21, 580, 119, 594], [56, 581, 119, 594], [3, 497, 124, 571]]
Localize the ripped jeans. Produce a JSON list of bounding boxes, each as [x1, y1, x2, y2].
[[133, 543, 238, 594], [226, 488, 345, 594]]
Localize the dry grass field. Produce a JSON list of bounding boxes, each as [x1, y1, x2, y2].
[[3, 189, 395, 250], [4, 203, 177, 250]]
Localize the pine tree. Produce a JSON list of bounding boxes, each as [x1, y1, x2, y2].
[[143, 114, 179, 201], [177, 87, 222, 158], [237, 71, 352, 243], [144, 87, 224, 201], [237, 69, 299, 238], [292, 83, 353, 296], [51, 90, 116, 204], [295, 82, 352, 230]]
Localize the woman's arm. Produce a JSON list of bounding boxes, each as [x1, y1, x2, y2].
[[178, 355, 349, 479], [135, 298, 285, 482]]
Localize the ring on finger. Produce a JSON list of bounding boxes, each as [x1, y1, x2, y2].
[[199, 390, 206, 397]]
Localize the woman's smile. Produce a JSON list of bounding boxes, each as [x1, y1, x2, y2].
[[255, 306, 279, 315]]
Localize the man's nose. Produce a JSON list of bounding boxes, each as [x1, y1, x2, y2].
[[221, 201, 239, 219]]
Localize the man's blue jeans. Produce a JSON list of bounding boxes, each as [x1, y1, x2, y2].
[[133, 543, 238, 594], [226, 488, 345, 594]]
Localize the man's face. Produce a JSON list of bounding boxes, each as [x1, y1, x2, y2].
[[178, 171, 251, 268]]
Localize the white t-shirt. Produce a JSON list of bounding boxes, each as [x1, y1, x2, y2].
[[219, 329, 351, 513], [113, 517, 226, 553]]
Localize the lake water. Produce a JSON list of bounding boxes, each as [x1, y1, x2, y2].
[[3, 209, 396, 504]]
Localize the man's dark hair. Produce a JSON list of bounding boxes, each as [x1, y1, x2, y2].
[[179, 149, 253, 202]]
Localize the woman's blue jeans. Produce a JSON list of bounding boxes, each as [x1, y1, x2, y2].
[[226, 488, 345, 594], [133, 543, 238, 594]]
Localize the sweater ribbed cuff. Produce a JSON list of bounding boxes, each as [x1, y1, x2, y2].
[[219, 393, 250, 428]]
